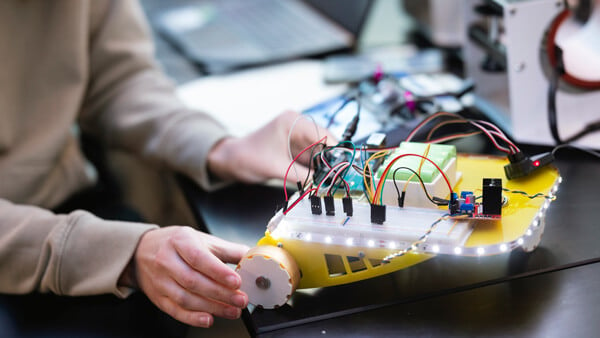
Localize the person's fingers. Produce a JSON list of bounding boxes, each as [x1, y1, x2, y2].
[[172, 229, 244, 290], [200, 232, 251, 264], [156, 294, 214, 328], [158, 278, 243, 319], [134, 227, 249, 326], [167, 253, 248, 308]]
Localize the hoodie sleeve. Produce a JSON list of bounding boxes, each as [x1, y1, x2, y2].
[[79, 0, 230, 191], [0, 198, 158, 298]]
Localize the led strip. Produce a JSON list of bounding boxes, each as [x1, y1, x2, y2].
[[269, 176, 561, 258]]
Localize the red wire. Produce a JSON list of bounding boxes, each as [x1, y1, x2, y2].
[[283, 188, 317, 215], [474, 120, 519, 153], [406, 112, 519, 154], [283, 136, 327, 201], [315, 161, 348, 195], [406, 112, 456, 141], [468, 121, 512, 154], [326, 162, 352, 196], [427, 131, 482, 144]]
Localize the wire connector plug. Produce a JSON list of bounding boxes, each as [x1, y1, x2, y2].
[[370, 204, 386, 224], [504, 152, 554, 180]]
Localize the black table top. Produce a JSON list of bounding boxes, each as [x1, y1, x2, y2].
[[179, 148, 600, 337]]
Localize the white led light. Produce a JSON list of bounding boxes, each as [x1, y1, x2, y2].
[[367, 239, 375, 247], [558, 176, 563, 184], [432, 245, 440, 253], [477, 247, 485, 256], [538, 211, 544, 218], [346, 238, 354, 246], [500, 243, 508, 252], [389, 241, 397, 249], [325, 236, 332, 244], [526, 229, 532, 236], [305, 233, 312, 241], [517, 238, 524, 245], [454, 247, 462, 255], [532, 219, 540, 227]]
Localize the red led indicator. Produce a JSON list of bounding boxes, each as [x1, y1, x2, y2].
[[533, 160, 540, 167]]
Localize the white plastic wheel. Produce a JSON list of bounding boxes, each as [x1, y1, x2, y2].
[[236, 246, 300, 309]]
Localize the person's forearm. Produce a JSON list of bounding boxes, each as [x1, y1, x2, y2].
[[206, 137, 238, 182]]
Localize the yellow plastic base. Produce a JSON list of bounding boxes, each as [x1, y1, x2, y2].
[[257, 154, 560, 290]]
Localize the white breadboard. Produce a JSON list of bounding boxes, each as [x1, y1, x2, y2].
[[269, 195, 473, 252], [374, 157, 461, 208]]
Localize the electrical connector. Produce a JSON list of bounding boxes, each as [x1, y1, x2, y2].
[[296, 181, 304, 195], [398, 191, 406, 208], [310, 195, 322, 215], [342, 196, 353, 216], [324, 196, 335, 216], [504, 152, 554, 180], [341, 113, 360, 142], [370, 204, 386, 224]]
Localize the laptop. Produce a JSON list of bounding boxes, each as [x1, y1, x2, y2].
[[153, 0, 373, 73]]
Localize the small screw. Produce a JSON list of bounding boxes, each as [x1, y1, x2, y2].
[[256, 276, 271, 290]]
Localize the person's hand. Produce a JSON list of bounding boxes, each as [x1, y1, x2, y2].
[[131, 226, 250, 328], [207, 110, 337, 184]]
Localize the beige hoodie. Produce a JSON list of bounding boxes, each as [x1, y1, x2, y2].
[[0, 0, 228, 297]]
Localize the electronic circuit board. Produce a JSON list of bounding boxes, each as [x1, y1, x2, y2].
[[237, 148, 560, 308]]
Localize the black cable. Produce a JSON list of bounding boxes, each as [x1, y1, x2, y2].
[[551, 143, 600, 160], [391, 167, 447, 206], [326, 93, 358, 128], [341, 101, 361, 142], [548, 46, 600, 144], [548, 63, 563, 144], [303, 142, 325, 189]]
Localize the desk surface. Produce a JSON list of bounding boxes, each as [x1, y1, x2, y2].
[[180, 148, 600, 337]]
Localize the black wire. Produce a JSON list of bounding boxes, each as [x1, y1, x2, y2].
[[551, 143, 600, 159], [306, 142, 328, 193], [326, 94, 359, 128], [548, 46, 600, 145], [303, 142, 325, 189], [563, 121, 600, 144], [391, 167, 447, 206], [362, 162, 373, 204], [341, 101, 361, 142], [548, 67, 563, 144]]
